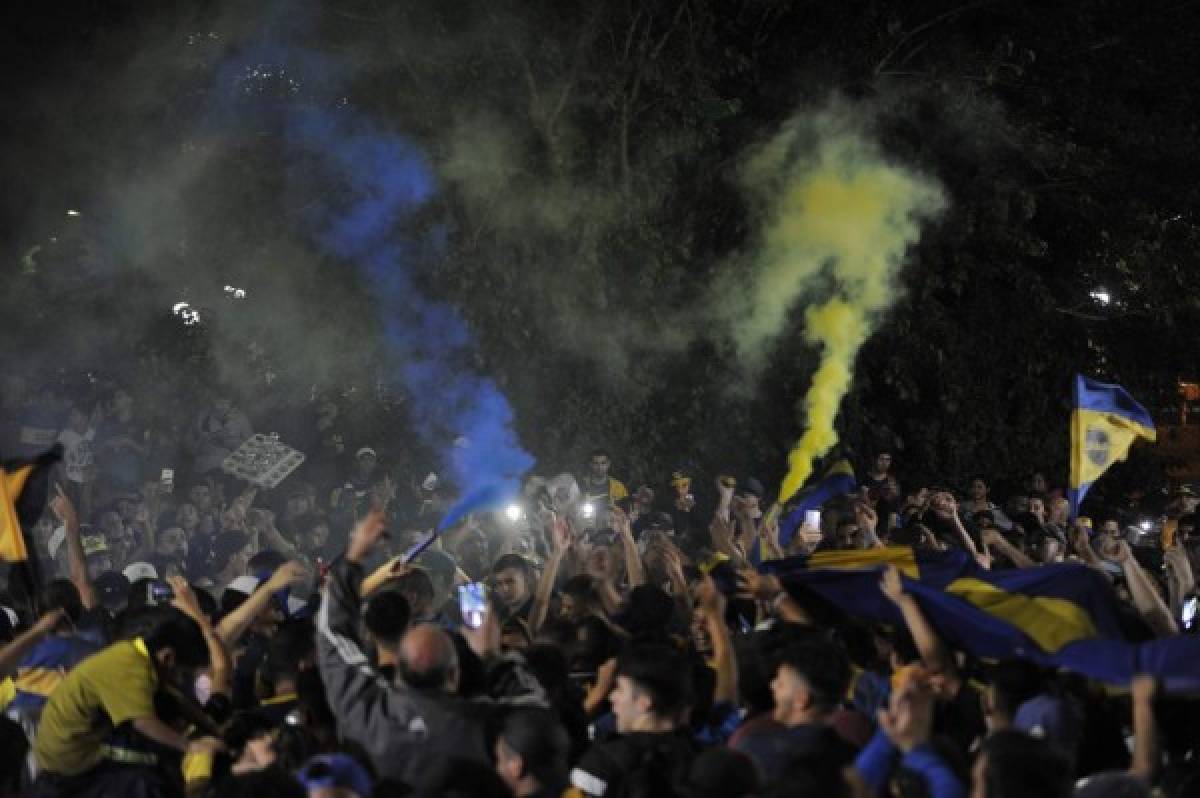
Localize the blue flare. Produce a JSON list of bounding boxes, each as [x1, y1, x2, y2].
[[210, 16, 533, 522]]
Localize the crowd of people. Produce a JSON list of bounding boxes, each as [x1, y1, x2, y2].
[[1, 380, 1199, 798]]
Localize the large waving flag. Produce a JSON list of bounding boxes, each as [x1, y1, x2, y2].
[[1069, 375, 1156, 517], [765, 547, 1200, 690], [777, 458, 856, 550]]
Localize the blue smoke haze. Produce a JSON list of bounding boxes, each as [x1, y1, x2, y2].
[[207, 10, 533, 528]]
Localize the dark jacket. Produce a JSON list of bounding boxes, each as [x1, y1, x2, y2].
[[316, 556, 548, 786]]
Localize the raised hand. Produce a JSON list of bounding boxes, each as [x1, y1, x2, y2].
[[736, 568, 783, 602], [879, 564, 906, 604], [347, 508, 388, 564]]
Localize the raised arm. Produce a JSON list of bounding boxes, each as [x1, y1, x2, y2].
[[530, 515, 570, 634], [1129, 675, 1159, 781], [737, 568, 811, 626], [696, 575, 737, 705], [612, 508, 644, 588], [0, 610, 65, 675], [215, 560, 306, 646], [880, 566, 956, 678], [1110, 539, 1178, 637], [981, 528, 1037, 569], [168, 576, 231, 699], [50, 485, 96, 610]]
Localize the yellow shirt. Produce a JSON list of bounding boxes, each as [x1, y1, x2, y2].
[[34, 638, 158, 776], [0, 676, 14, 712]]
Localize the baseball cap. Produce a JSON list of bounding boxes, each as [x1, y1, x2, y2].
[[1014, 693, 1081, 750], [123, 561, 158, 583], [225, 575, 261, 596], [739, 477, 765, 499], [355, 446, 377, 460], [95, 571, 131, 612], [298, 753, 372, 798]]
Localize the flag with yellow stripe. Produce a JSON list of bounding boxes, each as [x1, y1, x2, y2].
[[763, 546, 1200, 690]]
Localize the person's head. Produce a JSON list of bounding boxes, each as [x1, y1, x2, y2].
[[448, 526, 488, 578], [559, 575, 602, 623], [770, 640, 851, 727], [610, 644, 692, 733], [96, 509, 124, 539], [1028, 497, 1046, 519], [834, 517, 859, 548], [112, 388, 133, 415], [84, 537, 114, 580], [354, 447, 377, 479], [363, 589, 411, 661], [143, 606, 210, 684], [41, 579, 85, 627], [397, 623, 459, 692], [67, 404, 88, 433], [224, 710, 279, 772], [298, 753, 373, 798], [494, 709, 570, 796], [1028, 472, 1048, 496], [391, 568, 435, 620], [588, 448, 611, 481], [176, 502, 200, 531], [285, 492, 311, 518], [211, 531, 253, 581], [873, 451, 892, 475], [415, 549, 458, 607], [156, 526, 188, 561], [970, 477, 989, 501], [302, 517, 331, 553], [971, 730, 1072, 798], [189, 483, 213, 512], [491, 554, 532, 610], [1098, 516, 1121, 536]]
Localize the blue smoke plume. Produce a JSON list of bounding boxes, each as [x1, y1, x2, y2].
[[209, 12, 533, 528]]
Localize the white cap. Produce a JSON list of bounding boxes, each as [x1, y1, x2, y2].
[[355, 447, 377, 459], [287, 595, 307, 616], [225, 575, 262, 596], [1, 606, 17, 629], [123, 562, 158, 583]]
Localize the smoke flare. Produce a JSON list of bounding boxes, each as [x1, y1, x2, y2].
[[734, 106, 945, 504]]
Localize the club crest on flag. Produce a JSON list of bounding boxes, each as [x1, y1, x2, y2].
[[1085, 427, 1110, 466]]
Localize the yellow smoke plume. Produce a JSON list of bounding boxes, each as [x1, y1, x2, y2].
[[733, 106, 944, 504]]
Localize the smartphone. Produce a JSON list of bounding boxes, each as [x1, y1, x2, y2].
[[160, 468, 175, 494], [804, 509, 821, 528], [458, 582, 488, 630], [1183, 596, 1198, 630], [149, 580, 174, 605], [401, 529, 438, 564]]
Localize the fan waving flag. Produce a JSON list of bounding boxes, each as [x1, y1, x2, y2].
[[765, 546, 1200, 690], [0, 446, 61, 562], [1069, 375, 1156, 518]]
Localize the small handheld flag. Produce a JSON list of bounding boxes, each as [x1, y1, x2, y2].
[[1068, 375, 1156, 517]]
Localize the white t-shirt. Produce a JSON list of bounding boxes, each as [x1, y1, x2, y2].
[[57, 427, 96, 483]]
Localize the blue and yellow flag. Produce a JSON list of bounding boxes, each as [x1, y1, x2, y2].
[[765, 546, 1200, 690], [776, 458, 857, 550], [1069, 375, 1156, 517]]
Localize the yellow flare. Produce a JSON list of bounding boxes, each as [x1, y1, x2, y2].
[[735, 105, 944, 506]]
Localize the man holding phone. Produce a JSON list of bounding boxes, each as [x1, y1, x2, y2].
[[316, 508, 548, 787]]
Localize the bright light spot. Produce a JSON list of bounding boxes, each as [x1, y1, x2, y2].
[[1139, 520, 1152, 531], [581, 502, 595, 519], [172, 302, 201, 326], [223, 285, 247, 299], [66, 209, 81, 217], [1089, 288, 1111, 306], [505, 504, 523, 523]]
